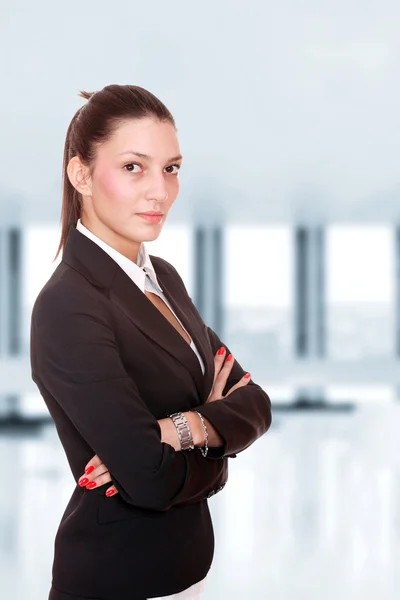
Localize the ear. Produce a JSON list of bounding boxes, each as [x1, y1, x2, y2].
[[67, 156, 93, 196]]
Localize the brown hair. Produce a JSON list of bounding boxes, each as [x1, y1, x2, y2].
[[53, 84, 176, 262]]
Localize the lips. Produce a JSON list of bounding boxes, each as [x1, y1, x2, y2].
[[136, 212, 163, 216], [136, 213, 163, 223]]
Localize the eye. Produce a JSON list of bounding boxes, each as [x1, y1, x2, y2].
[[123, 163, 142, 173], [165, 164, 181, 175]]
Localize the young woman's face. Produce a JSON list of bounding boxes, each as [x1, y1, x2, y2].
[[82, 117, 182, 257]]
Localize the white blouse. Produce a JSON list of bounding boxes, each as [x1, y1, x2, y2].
[[76, 219, 207, 599]]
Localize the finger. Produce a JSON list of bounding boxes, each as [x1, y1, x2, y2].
[[212, 347, 227, 384], [212, 354, 235, 398], [209, 353, 235, 400], [78, 463, 109, 488], [84, 471, 113, 490], [105, 485, 119, 497], [83, 454, 104, 475], [224, 373, 251, 397]]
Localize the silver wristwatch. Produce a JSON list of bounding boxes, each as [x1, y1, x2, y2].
[[169, 412, 194, 451]]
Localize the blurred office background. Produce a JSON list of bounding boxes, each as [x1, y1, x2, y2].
[[1, 1, 400, 598]]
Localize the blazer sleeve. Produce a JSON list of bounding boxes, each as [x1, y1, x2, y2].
[[163, 260, 272, 458], [30, 283, 227, 511]]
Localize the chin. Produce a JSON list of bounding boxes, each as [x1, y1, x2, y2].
[[132, 224, 163, 240], [144, 229, 163, 242]]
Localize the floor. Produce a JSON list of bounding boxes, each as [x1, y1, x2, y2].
[[1, 404, 400, 599]]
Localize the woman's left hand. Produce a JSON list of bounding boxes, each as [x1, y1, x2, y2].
[[78, 454, 118, 497], [78, 418, 181, 497]]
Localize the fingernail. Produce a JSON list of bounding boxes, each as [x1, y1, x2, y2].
[[244, 373, 251, 379], [217, 347, 225, 355], [85, 466, 95, 474], [226, 354, 233, 361], [105, 489, 115, 497], [79, 478, 89, 487], [86, 482, 97, 489]]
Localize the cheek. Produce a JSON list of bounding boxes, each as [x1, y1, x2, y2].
[[97, 170, 130, 203], [168, 177, 180, 200]]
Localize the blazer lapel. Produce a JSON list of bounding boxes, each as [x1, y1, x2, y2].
[[155, 268, 214, 401], [62, 226, 213, 402], [109, 266, 213, 400]]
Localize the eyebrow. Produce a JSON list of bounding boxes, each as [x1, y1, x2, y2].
[[118, 150, 183, 162]]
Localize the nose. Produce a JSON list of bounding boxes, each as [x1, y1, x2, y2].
[[144, 174, 169, 203]]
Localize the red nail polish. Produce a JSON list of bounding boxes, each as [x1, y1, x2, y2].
[[226, 354, 232, 361], [79, 478, 89, 487], [244, 373, 251, 379], [217, 347, 225, 355], [105, 489, 115, 497], [86, 481, 97, 489], [85, 466, 95, 474]]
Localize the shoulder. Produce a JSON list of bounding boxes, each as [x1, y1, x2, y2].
[[31, 262, 105, 326]]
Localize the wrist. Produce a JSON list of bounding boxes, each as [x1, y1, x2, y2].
[[183, 411, 205, 447], [169, 412, 194, 451], [158, 417, 181, 451]]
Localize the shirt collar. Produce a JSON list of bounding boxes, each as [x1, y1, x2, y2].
[[76, 218, 163, 293]]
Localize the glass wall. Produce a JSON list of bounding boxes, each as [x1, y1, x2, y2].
[[326, 225, 395, 360], [224, 225, 293, 360]]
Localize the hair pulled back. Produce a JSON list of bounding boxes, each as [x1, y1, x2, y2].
[[54, 84, 176, 261]]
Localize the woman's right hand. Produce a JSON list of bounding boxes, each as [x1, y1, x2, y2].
[[206, 347, 251, 403]]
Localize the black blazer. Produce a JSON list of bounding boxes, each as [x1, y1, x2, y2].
[[30, 225, 272, 600]]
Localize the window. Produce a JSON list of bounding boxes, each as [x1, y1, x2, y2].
[[326, 225, 395, 359], [224, 226, 293, 364]]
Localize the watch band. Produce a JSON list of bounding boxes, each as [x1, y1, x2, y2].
[[169, 412, 194, 451]]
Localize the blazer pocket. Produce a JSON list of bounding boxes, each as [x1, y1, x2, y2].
[[96, 495, 165, 525]]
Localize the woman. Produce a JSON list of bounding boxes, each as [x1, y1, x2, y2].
[[30, 84, 272, 600]]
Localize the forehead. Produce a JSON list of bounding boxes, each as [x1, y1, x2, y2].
[[102, 117, 179, 157]]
